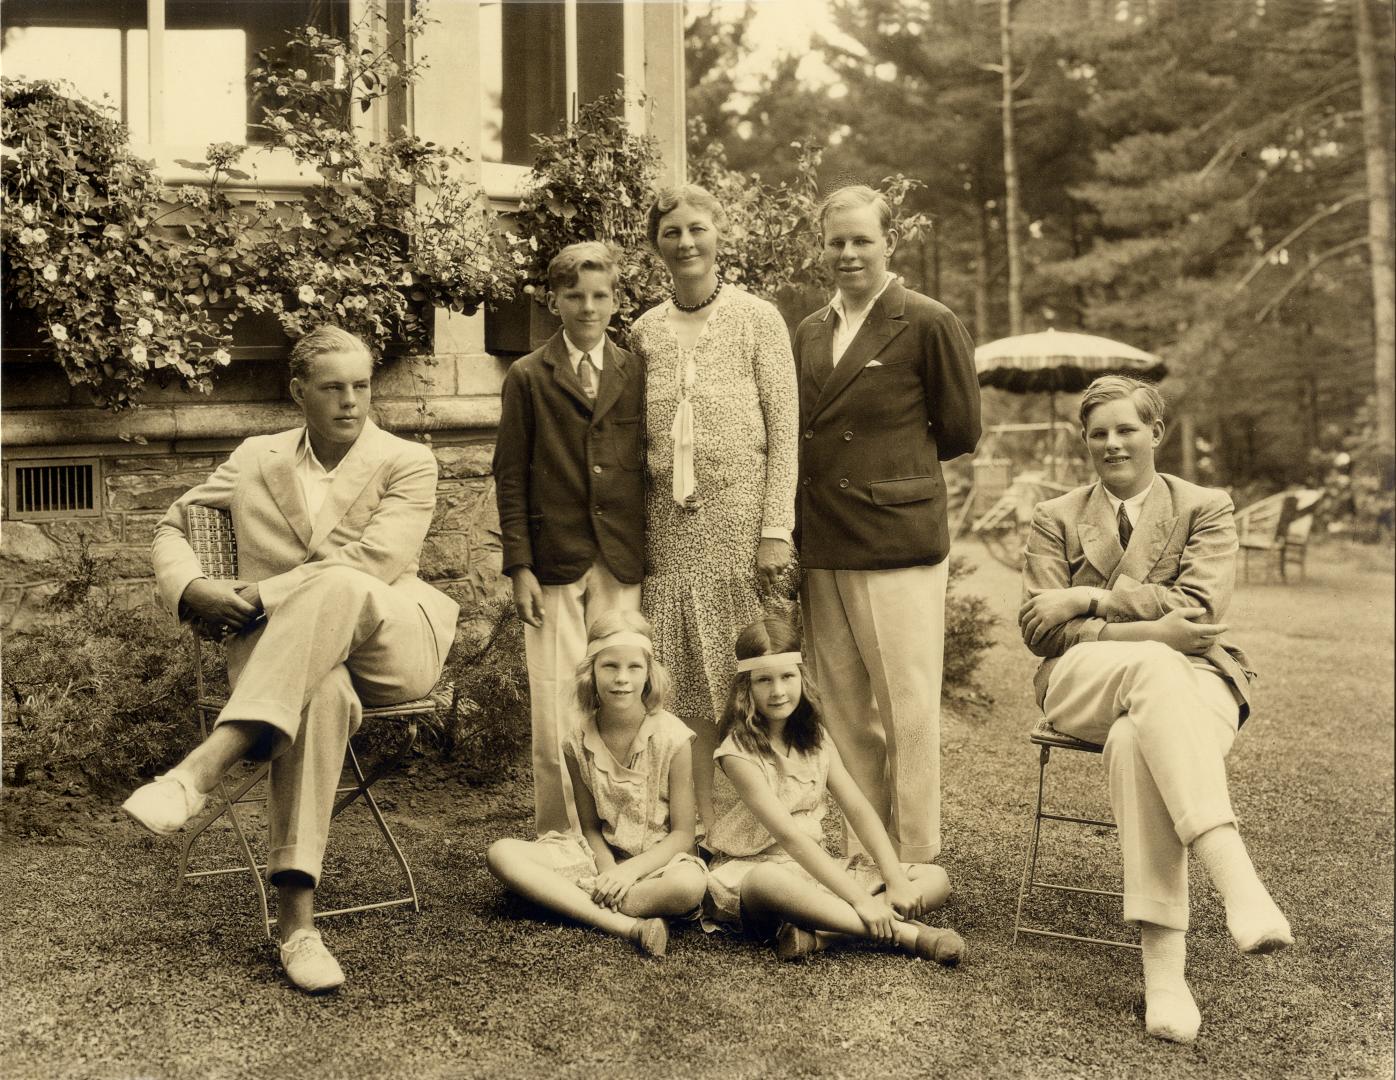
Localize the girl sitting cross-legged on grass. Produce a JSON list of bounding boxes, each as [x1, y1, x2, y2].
[[702, 616, 966, 965], [486, 611, 707, 958]]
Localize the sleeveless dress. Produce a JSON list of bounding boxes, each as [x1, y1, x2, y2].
[[529, 709, 705, 890], [703, 732, 913, 927], [631, 287, 799, 739]]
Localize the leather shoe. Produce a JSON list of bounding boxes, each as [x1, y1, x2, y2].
[[121, 772, 206, 836], [280, 929, 345, 993]]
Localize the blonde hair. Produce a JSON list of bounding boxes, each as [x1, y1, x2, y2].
[[1078, 375, 1166, 430], [645, 184, 728, 248], [547, 240, 620, 292], [289, 325, 374, 382], [573, 609, 671, 717], [818, 184, 894, 235]]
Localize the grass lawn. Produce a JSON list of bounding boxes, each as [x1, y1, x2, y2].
[[2, 542, 1392, 1080]]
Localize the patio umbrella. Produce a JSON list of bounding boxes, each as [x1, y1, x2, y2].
[[974, 328, 1168, 479], [974, 328, 1167, 394]]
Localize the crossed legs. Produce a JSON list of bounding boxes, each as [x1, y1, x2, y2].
[[151, 568, 440, 950], [1045, 641, 1292, 1042], [485, 839, 706, 958], [738, 862, 961, 963]]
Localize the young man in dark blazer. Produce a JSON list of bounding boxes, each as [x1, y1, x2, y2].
[[493, 242, 645, 836], [794, 186, 981, 867]]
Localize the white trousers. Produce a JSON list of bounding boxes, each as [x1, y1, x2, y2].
[[220, 566, 443, 886], [1044, 640, 1240, 931], [523, 560, 640, 836], [802, 562, 949, 863]]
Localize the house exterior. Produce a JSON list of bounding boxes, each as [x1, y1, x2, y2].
[[0, 0, 686, 630]]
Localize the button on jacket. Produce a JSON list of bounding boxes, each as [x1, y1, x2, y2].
[[793, 281, 981, 570], [493, 330, 645, 586]]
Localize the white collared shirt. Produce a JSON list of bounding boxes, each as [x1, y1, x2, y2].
[[1104, 477, 1156, 529], [829, 274, 895, 364], [296, 432, 339, 520], [563, 332, 606, 377]]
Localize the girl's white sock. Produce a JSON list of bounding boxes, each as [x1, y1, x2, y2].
[[1192, 824, 1293, 954], [1140, 924, 1201, 1044]]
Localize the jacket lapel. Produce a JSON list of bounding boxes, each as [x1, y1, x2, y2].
[[805, 307, 836, 391], [544, 332, 595, 415], [307, 420, 389, 554], [808, 282, 909, 423], [260, 427, 312, 547], [589, 337, 627, 424], [1077, 483, 1123, 580], [1113, 479, 1180, 586]]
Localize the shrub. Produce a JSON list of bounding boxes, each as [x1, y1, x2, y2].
[[1, 7, 516, 412], [1, 547, 198, 793], [0, 78, 233, 410], [944, 557, 1000, 693], [433, 598, 531, 776]]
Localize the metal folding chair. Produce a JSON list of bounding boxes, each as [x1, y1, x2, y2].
[[177, 504, 432, 938], [1013, 716, 1139, 951]]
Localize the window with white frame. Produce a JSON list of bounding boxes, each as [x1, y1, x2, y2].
[[477, 0, 623, 172], [1, 0, 350, 166]]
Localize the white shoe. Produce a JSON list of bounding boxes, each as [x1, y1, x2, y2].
[[279, 928, 345, 993], [121, 772, 206, 836]]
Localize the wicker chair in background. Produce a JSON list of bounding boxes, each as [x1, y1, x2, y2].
[[178, 504, 432, 938], [1236, 488, 1323, 583], [1013, 716, 1140, 951]]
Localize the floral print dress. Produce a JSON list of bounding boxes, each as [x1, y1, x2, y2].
[[631, 287, 799, 739]]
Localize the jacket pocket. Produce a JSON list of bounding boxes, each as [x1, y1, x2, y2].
[[869, 476, 938, 506], [608, 416, 643, 471]]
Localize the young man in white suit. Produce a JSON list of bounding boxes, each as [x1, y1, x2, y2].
[[124, 326, 458, 993]]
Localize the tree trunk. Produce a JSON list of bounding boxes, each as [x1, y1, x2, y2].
[[1356, 0, 1395, 466], [975, 198, 992, 340], [1000, 0, 1024, 336]]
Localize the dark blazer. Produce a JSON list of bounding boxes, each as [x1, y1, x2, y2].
[[1021, 474, 1256, 723], [492, 331, 645, 586], [792, 281, 981, 570]]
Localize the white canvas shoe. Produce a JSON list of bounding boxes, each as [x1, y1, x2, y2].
[[279, 929, 345, 993], [121, 772, 206, 836]]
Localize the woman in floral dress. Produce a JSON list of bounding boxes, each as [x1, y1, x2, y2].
[[630, 184, 799, 838]]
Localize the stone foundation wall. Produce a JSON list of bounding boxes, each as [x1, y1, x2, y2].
[[0, 438, 508, 632]]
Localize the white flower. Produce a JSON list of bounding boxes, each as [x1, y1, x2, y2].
[[141, 289, 155, 303], [50, 323, 68, 342], [276, 85, 289, 97], [84, 264, 97, 280], [136, 317, 153, 337], [297, 285, 317, 304], [20, 204, 36, 223], [130, 343, 148, 365], [294, 69, 308, 80], [213, 348, 232, 366], [42, 264, 58, 282], [18, 228, 34, 245], [32, 227, 48, 243]]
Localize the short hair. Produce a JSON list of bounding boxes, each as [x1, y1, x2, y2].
[[573, 609, 671, 717], [547, 241, 620, 292], [289, 325, 374, 383], [719, 617, 823, 758], [1078, 374, 1167, 430], [645, 184, 728, 248], [818, 184, 894, 235]]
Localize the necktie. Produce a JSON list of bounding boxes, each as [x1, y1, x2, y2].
[[1117, 501, 1134, 550], [577, 352, 598, 402]]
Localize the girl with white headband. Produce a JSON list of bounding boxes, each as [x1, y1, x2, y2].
[[702, 617, 965, 964], [486, 610, 707, 958]]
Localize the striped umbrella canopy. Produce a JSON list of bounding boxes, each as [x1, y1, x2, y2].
[[975, 328, 1167, 393]]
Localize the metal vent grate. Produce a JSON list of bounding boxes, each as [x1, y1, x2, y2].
[[7, 459, 101, 520]]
